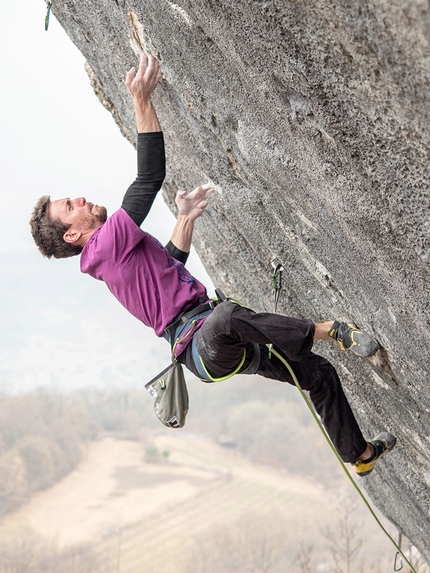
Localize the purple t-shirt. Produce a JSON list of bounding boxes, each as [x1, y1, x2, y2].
[[80, 208, 208, 337]]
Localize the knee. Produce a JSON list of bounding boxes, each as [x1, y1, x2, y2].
[[209, 301, 236, 331]]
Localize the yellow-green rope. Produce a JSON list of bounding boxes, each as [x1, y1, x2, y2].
[[269, 346, 416, 573]]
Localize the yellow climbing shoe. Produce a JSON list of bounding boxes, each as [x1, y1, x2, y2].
[[328, 321, 380, 357], [354, 432, 397, 477]]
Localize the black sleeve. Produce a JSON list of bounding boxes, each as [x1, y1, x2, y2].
[[165, 240, 189, 264], [121, 132, 166, 226]]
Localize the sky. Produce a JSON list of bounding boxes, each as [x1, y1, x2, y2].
[[0, 0, 213, 394]]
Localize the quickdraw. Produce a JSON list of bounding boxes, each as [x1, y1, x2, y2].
[[268, 257, 284, 359], [45, 0, 52, 31], [394, 532, 403, 571]]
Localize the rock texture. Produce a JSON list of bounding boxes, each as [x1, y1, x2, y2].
[[52, 0, 430, 561]]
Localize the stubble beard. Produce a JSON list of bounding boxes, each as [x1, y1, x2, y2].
[[95, 205, 108, 224], [80, 206, 108, 232]]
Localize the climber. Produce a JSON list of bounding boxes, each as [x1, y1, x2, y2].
[[29, 53, 395, 477]]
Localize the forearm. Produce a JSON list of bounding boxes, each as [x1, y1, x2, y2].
[[169, 213, 194, 254], [134, 100, 161, 133]]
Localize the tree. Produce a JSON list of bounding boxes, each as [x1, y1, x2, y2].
[[295, 542, 314, 573], [184, 511, 289, 573], [321, 498, 387, 573]]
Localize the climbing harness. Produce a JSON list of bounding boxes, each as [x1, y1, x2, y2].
[[267, 259, 417, 573], [148, 289, 261, 426], [164, 289, 261, 383], [191, 336, 247, 382], [164, 301, 214, 347], [45, 0, 52, 31], [191, 334, 261, 382], [179, 290, 260, 383]]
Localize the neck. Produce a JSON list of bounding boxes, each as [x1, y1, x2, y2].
[[79, 226, 101, 248]]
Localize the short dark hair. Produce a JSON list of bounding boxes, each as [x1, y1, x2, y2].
[[29, 196, 83, 259]]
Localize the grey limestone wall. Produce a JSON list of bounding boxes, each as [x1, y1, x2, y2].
[[51, 0, 430, 560]]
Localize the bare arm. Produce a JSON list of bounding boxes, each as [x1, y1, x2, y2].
[[169, 184, 213, 255]]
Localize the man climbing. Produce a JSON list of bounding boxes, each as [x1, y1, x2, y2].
[[29, 53, 395, 477]]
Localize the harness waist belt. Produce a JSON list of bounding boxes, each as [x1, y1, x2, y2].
[[164, 300, 214, 343]]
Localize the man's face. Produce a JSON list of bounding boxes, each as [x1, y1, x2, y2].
[[49, 197, 108, 232]]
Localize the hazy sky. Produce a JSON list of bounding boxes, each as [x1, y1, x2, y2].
[[0, 0, 213, 393]]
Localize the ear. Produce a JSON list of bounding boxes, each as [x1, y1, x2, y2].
[[63, 229, 82, 244]]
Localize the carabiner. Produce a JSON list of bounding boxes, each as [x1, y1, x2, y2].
[[394, 532, 403, 571]]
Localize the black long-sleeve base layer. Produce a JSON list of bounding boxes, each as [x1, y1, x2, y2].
[[121, 132, 188, 264]]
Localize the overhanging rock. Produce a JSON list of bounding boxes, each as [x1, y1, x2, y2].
[[51, 0, 430, 561]]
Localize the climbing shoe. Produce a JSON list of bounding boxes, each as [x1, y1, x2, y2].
[[354, 432, 397, 477], [328, 321, 380, 357]]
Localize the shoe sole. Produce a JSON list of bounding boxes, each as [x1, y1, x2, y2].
[[355, 433, 396, 477], [348, 331, 380, 357], [343, 324, 380, 357]]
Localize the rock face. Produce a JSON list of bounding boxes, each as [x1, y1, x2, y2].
[[52, 0, 430, 561]]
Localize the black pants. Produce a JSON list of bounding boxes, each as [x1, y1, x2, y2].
[[180, 301, 367, 463]]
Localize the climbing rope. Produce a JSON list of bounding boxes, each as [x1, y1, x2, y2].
[[267, 259, 417, 573]]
